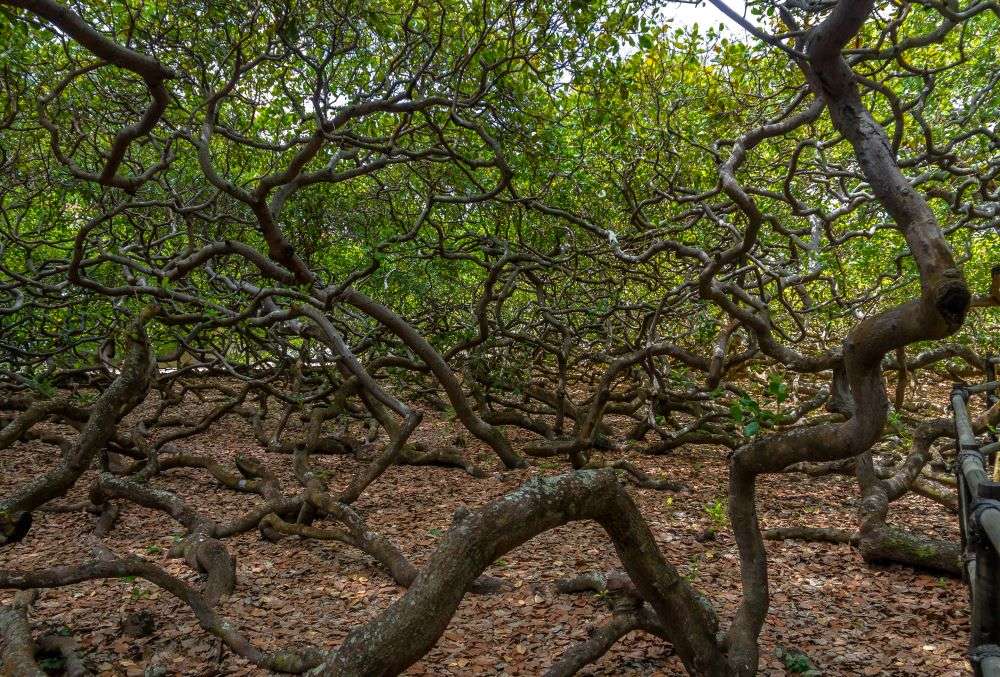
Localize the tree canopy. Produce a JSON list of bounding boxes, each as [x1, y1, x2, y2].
[[1, 0, 999, 674]]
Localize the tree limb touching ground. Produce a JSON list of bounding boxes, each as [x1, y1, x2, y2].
[[1, 0, 998, 674]]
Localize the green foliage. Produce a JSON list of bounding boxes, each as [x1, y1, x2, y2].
[[2, 2, 1000, 674], [704, 499, 728, 529], [730, 395, 774, 438], [766, 374, 788, 404], [683, 554, 701, 583], [777, 647, 818, 675], [2, 0, 997, 378], [37, 654, 66, 671], [23, 377, 56, 399]]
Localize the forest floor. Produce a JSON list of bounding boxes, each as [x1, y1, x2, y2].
[[0, 396, 970, 676]]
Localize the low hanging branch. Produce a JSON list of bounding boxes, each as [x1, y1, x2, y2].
[[1, 0, 997, 674]]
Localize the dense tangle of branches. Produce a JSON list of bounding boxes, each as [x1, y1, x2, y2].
[[1, 0, 1000, 674]]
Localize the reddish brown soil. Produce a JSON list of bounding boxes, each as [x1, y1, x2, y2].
[[0, 404, 969, 676]]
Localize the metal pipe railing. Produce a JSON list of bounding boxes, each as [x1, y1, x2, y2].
[[953, 375, 1000, 677], [981, 508, 1000, 561], [987, 359, 999, 484]]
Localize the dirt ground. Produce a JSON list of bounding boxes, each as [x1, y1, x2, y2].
[[0, 401, 970, 676]]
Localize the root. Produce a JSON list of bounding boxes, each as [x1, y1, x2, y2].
[[36, 634, 88, 677], [858, 526, 961, 577], [0, 556, 323, 674], [397, 441, 487, 478], [0, 590, 43, 677], [610, 460, 685, 492], [763, 526, 859, 545], [546, 571, 670, 677]]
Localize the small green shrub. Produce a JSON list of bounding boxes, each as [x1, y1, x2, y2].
[[704, 499, 727, 529]]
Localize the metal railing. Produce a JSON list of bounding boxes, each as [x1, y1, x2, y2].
[[952, 356, 1000, 676]]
